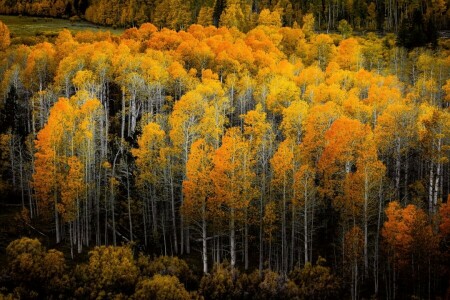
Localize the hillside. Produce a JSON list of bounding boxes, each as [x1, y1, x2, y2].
[[0, 8, 449, 300]]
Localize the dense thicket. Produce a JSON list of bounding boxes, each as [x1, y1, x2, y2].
[[0, 0, 449, 33], [0, 237, 342, 299], [0, 15, 450, 299]]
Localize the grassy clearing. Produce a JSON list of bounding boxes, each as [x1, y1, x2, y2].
[[0, 15, 123, 38]]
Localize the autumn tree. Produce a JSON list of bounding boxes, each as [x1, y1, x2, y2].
[[75, 245, 139, 298], [439, 200, 450, 237], [344, 226, 364, 300], [270, 138, 295, 273], [242, 104, 274, 272], [182, 139, 214, 273], [318, 117, 368, 199], [375, 102, 417, 201], [169, 76, 230, 254], [382, 202, 439, 298], [334, 38, 361, 71], [137, 255, 194, 284], [24, 42, 57, 133], [134, 275, 190, 300], [337, 20, 353, 38], [307, 34, 334, 70], [289, 257, 340, 299], [153, 0, 191, 30], [417, 103, 450, 213], [33, 98, 73, 243], [318, 117, 384, 288], [266, 76, 300, 115], [33, 95, 103, 250], [132, 122, 165, 245], [210, 127, 257, 269], [219, 0, 247, 31], [0, 21, 10, 51], [6, 238, 69, 297], [258, 9, 282, 27], [293, 164, 316, 265], [199, 262, 242, 299], [280, 99, 309, 142]]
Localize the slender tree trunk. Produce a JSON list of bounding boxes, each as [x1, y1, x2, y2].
[[121, 89, 126, 142], [162, 214, 167, 256], [245, 209, 249, 270], [150, 185, 157, 234], [304, 182, 308, 264], [53, 147, 60, 243], [259, 171, 265, 275], [429, 163, 434, 213], [39, 82, 44, 128], [104, 184, 108, 245], [290, 204, 295, 270], [180, 214, 184, 255], [111, 181, 116, 246], [77, 199, 82, 253], [18, 145, 25, 209], [186, 224, 190, 254], [268, 235, 272, 270], [217, 235, 220, 263], [170, 170, 178, 254], [69, 221, 73, 259], [404, 157, 408, 204], [282, 175, 287, 274], [127, 166, 133, 241], [230, 207, 236, 268], [374, 180, 383, 296], [433, 138, 442, 211], [54, 195, 60, 243], [10, 134, 15, 187], [28, 181, 34, 218], [202, 200, 208, 274], [395, 138, 401, 199], [310, 194, 315, 262], [111, 150, 120, 246], [143, 195, 148, 246], [364, 170, 369, 278], [130, 93, 137, 137]]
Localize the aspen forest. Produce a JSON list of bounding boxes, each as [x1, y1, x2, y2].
[[0, 0, 450, 298]]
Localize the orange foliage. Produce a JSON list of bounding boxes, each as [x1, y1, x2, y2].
[[382, 202, 439, 268]]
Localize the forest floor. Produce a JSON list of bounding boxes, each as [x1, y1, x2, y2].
[[0, 204, 22, 267], [0, 197, 204, 272], [0, 15, 123, 38], [0, 189, 56, 266]]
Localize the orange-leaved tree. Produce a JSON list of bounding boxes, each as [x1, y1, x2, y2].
[[382, 201, 439, 298], [34, 96, 102, 253], [210, 127, 258, 269]]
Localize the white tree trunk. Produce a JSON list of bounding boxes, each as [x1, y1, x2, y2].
[[230, 208, 236, 268], [202, 201, 208, 274]]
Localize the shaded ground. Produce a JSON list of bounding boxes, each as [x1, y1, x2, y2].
[[0, 203, 22, 267]]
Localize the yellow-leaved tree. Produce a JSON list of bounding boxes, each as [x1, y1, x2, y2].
[[132, 122, 166, 245], [182, 139, 214, 274]]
